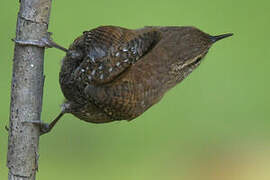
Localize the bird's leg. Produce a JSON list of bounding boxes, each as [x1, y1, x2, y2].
[[12, 32, 68, 52], [41, 32, 68, 52], [22, 112, 65, 136]]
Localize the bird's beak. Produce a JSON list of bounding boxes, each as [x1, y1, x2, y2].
[[210, 33, 233, 43]]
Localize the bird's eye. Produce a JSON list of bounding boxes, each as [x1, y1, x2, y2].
[[188, 56, 202, 67], [195, 57, 202, 63]]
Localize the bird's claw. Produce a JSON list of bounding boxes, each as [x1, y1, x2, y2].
[[40, 32, 55, 48], [12, 32, 68, 52], [12, 32, 53, 48], [22, 120, 51, 135]]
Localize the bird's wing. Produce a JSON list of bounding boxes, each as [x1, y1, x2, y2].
[[73, 26, 161, 85]]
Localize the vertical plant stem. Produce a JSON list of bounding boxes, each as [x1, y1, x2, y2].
[[7, 0, 52, 179]]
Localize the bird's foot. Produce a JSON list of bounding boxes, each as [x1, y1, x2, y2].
[[12, 32, 68, 52], [12, 32, 52, 48], [22, 120, 51, 135], [22, 112, 64, 135]]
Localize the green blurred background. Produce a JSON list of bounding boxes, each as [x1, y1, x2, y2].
[[1, 0, 270, 179]]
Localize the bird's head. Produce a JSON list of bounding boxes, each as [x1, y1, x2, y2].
[[174, 27, 232, 69]]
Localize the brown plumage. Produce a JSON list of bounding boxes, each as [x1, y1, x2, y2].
[[39, 25, 232, 134]]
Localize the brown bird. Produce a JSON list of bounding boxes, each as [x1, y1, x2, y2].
[[26, 26, 233, 135]]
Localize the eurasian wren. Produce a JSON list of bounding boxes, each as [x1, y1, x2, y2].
[[36, 26, 233, 134]]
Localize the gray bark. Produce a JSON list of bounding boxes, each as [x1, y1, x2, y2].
[[7, 0, 52, 179]]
